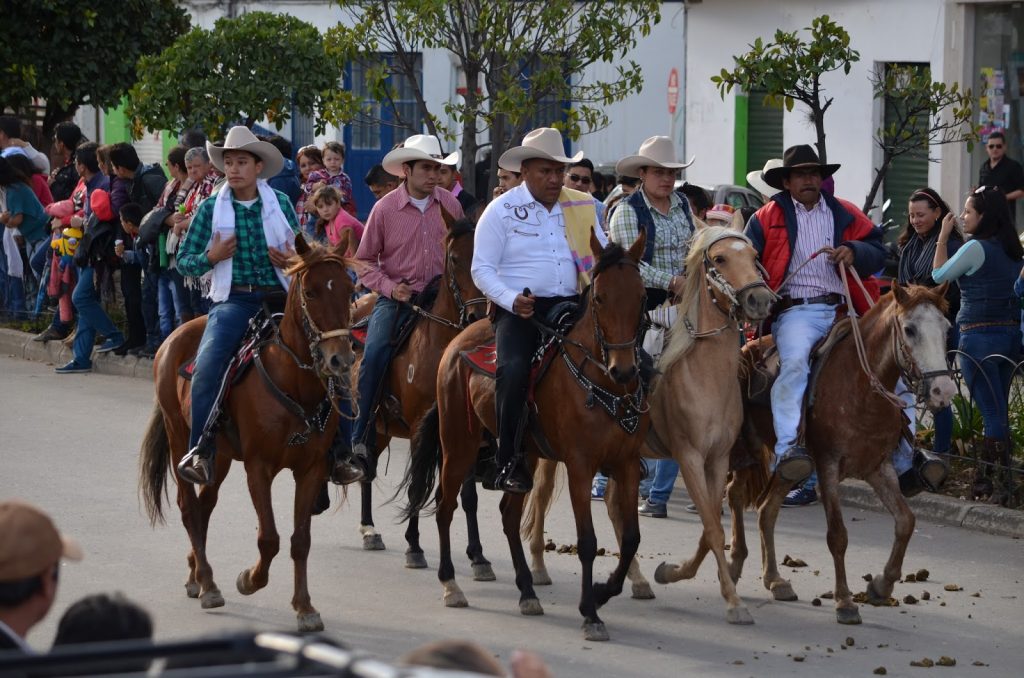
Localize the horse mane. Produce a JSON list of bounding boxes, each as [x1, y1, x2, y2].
[[283, 242, 354, 308], [658, 226, 745, 371], [591, 241, 629, 278], [446, 216, 475, 242]]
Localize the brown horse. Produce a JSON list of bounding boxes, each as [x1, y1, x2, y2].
[[724, 283, 956, 624], [403, 231, 649, 641], [348, 216, 492, 577], [139, 235, 356, 632], [522, 226, 777, 624]]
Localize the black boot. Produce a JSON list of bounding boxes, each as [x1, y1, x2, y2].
[[351, 442, 376, 482], [327, 430, 364, 486], [494, 453, 533, 494], [973, 437, 1001, 501]]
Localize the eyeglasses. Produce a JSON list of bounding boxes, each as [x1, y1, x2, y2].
[[567, 173, 592, 185], [988, 144, 1003, 149]]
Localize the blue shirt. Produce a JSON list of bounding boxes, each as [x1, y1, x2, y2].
[[3, 182, 48, 242]]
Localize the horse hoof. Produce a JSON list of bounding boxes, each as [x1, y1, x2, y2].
[[519, 598, 544, 616], [405, 552, 428, 569], [770, 581, 798, 601], [653, 562, 673, 585], [442, 581, 468, 608], [726, 606, 754, 625], [631, 581, 656, 600], [472, 563, 496, 582], [362, 534, 385, 551], [836, 606, 862, 625], [531, 569, 552, 586], [297, 612, 324, 633], [236, 570, 256, 596], [582, 622, 609, 642], [185, 582, 200, 599], [864, 576, 889, 605], [200, 589, 224, 609]]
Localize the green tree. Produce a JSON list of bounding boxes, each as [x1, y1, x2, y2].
[[323, 0, 660, 195], [711, 15, 859, 163], [127, 11, 339, 141], [0, 0, 189, 143], [862, 65, 976, 214]]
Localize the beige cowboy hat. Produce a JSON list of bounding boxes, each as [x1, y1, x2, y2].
[[498, 127, 584, 173], [746, 158, 784, 198], [382, 135, 460, 178], [207, 126, 284, 180], [615, 136, 695, 178]]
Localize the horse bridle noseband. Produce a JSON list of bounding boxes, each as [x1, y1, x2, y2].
[[684, 234, 775, 339], [891, 316, 952, 404]]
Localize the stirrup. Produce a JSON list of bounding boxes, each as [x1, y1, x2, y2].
[[774, 446, 814, 483], [177, 449, 213, 486]]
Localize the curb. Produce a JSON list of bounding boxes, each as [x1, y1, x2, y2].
[[0, 327, 154, 381]]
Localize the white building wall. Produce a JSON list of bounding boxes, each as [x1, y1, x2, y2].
[[686, 0, 950, 216]]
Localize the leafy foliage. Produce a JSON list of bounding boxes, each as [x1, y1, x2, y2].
[[0, 0, 189, 139], [324, 0, 660, 194], [711, 15, 859, 163], [126, 11, 339, 141]]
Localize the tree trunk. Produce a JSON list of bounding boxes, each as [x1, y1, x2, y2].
[[812, 107, 828, 164], [862, 152, 893, 216], [488, 113, 508, 199], [460, 67, 481, 196]]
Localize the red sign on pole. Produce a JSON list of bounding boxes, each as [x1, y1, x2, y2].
[[667, 68, 680, 114]]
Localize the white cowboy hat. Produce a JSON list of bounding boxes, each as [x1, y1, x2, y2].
[[498, 127, 584, 172], [206, 126, 283, 180], [382, 135, 460, 178], [615, 136, 695, 178], [746, 158, 784, 199]]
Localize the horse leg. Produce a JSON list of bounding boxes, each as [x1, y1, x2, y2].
[[653, 451, 712, 582], [603, 474, 654, 600], [563, 464, 608, 641], [358, 480, 385, 551], [436, 437, 478, 609], [461, 476, 495, 581], [816, 464, 860, 624], [862, 463, 916, 607], [526, 458, 557, 586], [291, 467, 325, 632], [404, 513, 428, 569], [499, 491, 543, 616], [757, 478, 798, 601], [236, 463, 280, 598], [192, 460, 229, 608], [175, 482, 223, 608], [726, 473, 749, 584]]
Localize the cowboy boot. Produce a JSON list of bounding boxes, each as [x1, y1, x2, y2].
[[328, 429, 364, 486], [494, 405, 533, 494], [988, 437, 1013, 507], [177, 432, 217, 486]]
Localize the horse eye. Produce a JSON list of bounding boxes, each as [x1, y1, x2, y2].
[[714, 255, 726, 265], [904, 324, 916, 338], [594, 294, 603, 304]]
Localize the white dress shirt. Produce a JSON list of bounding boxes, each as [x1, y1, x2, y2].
[[472, 183, 608, 312]]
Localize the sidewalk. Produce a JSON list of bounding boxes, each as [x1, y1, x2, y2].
[[3, 326, 1022, 539]]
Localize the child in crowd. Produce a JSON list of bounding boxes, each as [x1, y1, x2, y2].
[[115, 203, 159, 357], [295, 145, 324, 230], [304, 141, 357, 218], [310, 185, 362, 253]]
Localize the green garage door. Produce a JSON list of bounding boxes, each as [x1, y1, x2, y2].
[[881, 63, 930, 239], [746, 87, 784, 181]]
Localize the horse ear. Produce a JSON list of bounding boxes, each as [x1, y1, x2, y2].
[[627, 228, 647, 263], [932, 281, 949, 301], [891, 281, 910, 307], [589, 228, 605, 258], [294, 232, 311, 256]]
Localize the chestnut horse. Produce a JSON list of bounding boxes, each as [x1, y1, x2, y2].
[[522, 227, 777, 624], [724, 283, 956, 624], [403, 232, 649, 642], [348, 216, 492, 578], [139, 236, 356, 632]]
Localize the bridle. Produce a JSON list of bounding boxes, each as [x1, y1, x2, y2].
[[890, 310, 952, 405], [297, 267, 353, 369]]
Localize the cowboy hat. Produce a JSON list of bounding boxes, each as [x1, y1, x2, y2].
[[746, 158, 784, 198], [382, 135, 460, 178], [615, 136, 695, 178], [498, 127, 584, 173], [0, 500, 83, 581], [762, 144, 840, 191], [207, 126, 283, 180]]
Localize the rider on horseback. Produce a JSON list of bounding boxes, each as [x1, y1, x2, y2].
[[350, 135, 465, 477], [471, 128, 608, 494]]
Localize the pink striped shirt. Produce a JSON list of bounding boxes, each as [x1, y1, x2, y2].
[[784, 198, 844, 299], [355, 183, 464, 298]]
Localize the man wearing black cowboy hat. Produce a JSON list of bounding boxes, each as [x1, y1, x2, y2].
[[744, 144, 886, 485]]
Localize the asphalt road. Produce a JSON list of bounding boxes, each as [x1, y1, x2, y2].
[[2, 354, 1023, 677]]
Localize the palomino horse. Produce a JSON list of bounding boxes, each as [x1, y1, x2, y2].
[[139, 236, 356, 632], [404, 232, 649, 641], [522, 227, 776, 624], [724, 283, 956, 624], [348, 216, 492, 577]]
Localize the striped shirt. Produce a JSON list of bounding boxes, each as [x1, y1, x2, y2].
[[784, 198, 843, 299], [355, 183, 464, 299], [607, 188, 693, 289]]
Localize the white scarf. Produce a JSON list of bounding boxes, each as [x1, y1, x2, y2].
[[0, 187, 23, 278], [204, 180, 294, 302]]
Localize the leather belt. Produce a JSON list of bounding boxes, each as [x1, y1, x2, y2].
[[959, 320, 1018, 332], [231, 284, 281, 294], [775, 293, 844, 313]]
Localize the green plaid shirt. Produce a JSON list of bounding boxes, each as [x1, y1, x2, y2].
[[177, 188, 300, 286], [607, 189, 694, 290]]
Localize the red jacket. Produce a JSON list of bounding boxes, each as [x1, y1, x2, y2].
[[745, 193, 885, 315]]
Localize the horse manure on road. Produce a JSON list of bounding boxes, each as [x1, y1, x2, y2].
[[944, 583, 963, 591], [921, 590, 931, 600], [915, 568, 930, 581], [811, 598, 822, 607], [903, 594, 918, 604], [873, 668, 887, 675], [937, 657, 957, 667], [844, 636, 855, 647], [853, 591, 900, 606], [781, 554, 807, 567], [910, 658, 935, 667]]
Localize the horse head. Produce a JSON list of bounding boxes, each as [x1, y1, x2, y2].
[[443, 212, 487, 325], [287, 233, 356, 379], [587, 229, 647, 385], [891, 282, 956, 410], [694, 227, 776, 322]]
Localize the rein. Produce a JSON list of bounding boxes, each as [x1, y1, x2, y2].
[[402, 233, 487, 331], [684, 235, 774, 339]]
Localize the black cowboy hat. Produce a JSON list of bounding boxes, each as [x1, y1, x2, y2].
[[763, 144, 841, 190]]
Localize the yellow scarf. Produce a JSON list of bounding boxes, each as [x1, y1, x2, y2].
[[558, 187, 599, 289]]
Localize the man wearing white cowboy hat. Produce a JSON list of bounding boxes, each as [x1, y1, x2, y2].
[[744, 143, 886, 485], [608, 135, 696, 308], [746, 158, 784, 202], [472, 127, 608, 493], [350, 134, 464, 477], [175, 126, 362, 487]]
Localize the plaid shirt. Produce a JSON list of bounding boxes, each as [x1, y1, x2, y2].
[[177, 188, 299, 286], [607, 188, 694, 289]]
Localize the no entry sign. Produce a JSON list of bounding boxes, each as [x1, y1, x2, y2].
[[668, 68, 679, 114]]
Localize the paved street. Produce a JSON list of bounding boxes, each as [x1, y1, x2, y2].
[[2, 354, 1023, 677]]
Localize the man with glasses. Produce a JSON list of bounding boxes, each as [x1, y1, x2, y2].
[[979, 131, 1024, 223], [563, 158, 606, 231]]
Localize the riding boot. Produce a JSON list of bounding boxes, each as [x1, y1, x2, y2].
[[493, 406, 532, 494], [973, 437, 1001, 501], [327, 427, 364, 486], [177, 431, 218, 486]]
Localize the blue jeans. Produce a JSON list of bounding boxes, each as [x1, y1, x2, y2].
[[5, 274, 26, 317], [644, 458, 680, 505], [157, 269, 182, 338], [351, 296, 411, 448], [71, 266, 123, 366], [188, 291, 265, 448], [142, 270, 160, 346], [959, 325, 1021, 439]]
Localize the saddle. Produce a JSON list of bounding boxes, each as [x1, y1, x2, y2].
[[178, 308, 280, 396], [350, 276, 441, 350]]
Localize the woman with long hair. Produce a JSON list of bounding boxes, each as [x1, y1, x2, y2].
[[933, 186, 1024, 503]]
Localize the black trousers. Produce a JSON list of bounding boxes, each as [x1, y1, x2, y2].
[[120, 266, 146, 347], [493, 295, 576, 467]]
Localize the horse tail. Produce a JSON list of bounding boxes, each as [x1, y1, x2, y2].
[[521, 459, 563, 539], [397, 403, 442, 522], [139, 404, 171, 526]]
